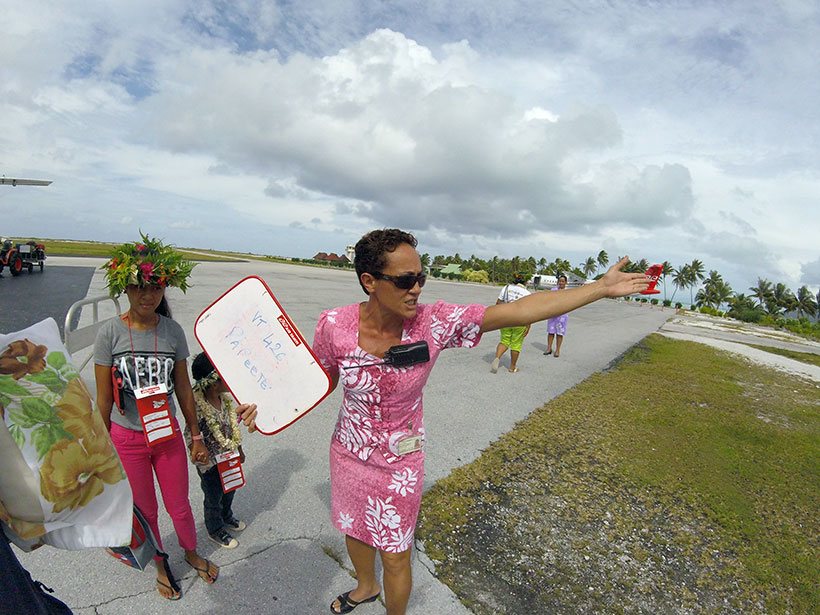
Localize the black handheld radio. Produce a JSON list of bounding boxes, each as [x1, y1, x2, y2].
[[342, 341, 430, 370]]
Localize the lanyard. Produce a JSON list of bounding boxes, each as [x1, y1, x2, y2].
[[124, 313, 159, 370], [124, 313, 177, 446]]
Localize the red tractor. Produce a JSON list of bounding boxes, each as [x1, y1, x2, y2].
[[0, 238, 46, 276]]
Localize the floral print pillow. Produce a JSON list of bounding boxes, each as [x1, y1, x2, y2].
[[0, 318, 132, 551]]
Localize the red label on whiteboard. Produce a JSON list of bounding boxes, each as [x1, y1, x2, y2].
[[277, 315, 302, 347]]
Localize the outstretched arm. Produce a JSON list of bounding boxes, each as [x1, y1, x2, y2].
[[480, 257, 648, 333]]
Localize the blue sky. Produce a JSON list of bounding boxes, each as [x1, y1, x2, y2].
[[2, 0, 818, 295]]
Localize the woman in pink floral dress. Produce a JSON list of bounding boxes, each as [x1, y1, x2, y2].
[[309, 229, 648, 615]]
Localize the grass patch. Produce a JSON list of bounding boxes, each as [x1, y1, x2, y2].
[[418, 334, 819, 614], [11, 238, 243, 262], [742, 344, 820, 368]]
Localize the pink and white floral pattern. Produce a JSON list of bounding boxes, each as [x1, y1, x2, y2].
[[364, 496, 413, 552], [388, 468, 419, 497], [316, 300, 486, 552], [338, 511, 354, 530]]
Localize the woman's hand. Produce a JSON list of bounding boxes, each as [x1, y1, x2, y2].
[[190, 440, 209, 465], [235, 403, 258, 433], [599, 256, 649, 297]]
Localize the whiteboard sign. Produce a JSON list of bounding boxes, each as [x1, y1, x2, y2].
[[194, 276, 332, 436]]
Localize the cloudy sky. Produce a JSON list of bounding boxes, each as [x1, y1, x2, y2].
[[2, 0, 818, 295]]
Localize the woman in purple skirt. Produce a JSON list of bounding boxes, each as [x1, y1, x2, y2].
[[545, 274, 569, 357], [307, 229, 647, 615]]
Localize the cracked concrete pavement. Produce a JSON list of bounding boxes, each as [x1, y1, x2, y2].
[[15, 257, 671, 614]]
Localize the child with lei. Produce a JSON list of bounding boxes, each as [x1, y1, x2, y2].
[[186, 352, 247, 549]]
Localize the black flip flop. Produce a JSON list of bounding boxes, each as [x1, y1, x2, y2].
[[186, 557, 219, 584], [330, 590, 380, 614], [156, 578, 181, 600]]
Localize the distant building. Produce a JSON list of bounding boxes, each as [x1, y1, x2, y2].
[[345, 245, 355, 263], [313, 252, 350, 264], [438, 263, 462, 276]]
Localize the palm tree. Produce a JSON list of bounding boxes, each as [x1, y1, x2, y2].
[[671, 264, 690, 304], [727, 293, 758, 318], [546, 257, 571, 276], [537, 257, 547, 274], [526, 256, 537, 278], [696, 271, 733, 310], [581, 256, 597, 279], [689, 259, 706, 281], [620, 259, 640, 273], [661, 261, 673, 302], [772, 282, 796, 316], [687, 259, 706, 306], [795, 286, 818, 319], [420, 253, 431, 272], [764, 297, 782, 316], [636, 258, 649, 272], [714, 280, 734, 310], [749, 278, 773, 308], [597, 250, 609, 273]]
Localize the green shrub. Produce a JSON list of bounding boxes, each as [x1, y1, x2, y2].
[[783, 318, 820, 340], [731, 308, 763, 323], [663, 299, 672, 307], [675, 302, 683, 309], [650, 298, 659, 305], [462, 269, 490, 284]]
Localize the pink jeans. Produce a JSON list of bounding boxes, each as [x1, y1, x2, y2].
[[110, 421, 197, 558]]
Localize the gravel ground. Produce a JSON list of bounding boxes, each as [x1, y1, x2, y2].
[[419, 314, 819, 614], [659, 312, 820, 382]]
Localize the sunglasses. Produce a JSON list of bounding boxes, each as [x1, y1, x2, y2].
[[372, 271, 427, 290]]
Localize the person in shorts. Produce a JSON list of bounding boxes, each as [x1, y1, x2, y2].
[[490, 274, 531, 373]]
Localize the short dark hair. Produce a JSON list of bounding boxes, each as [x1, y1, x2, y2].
[[354, 228, 418, 295], [191, 351, 215, 382], [558, 274, 568, 282]]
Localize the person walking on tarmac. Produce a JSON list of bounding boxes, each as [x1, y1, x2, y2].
[[490, 273, 531, 373]]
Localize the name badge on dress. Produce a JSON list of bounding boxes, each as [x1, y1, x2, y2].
[[215, 450, 246, 493], [388, 431, 423, 457], [134, 383, 176, 446]]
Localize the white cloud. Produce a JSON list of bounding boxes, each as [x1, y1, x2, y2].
[[801, 258, 820, 288], [1, 1, 818, 298]]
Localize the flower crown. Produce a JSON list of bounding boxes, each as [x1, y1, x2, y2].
[[102, 233, 195, 297]]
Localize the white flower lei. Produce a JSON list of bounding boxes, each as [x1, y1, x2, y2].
[[193, 389, 241, 451]]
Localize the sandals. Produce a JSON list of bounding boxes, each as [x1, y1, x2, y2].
[[156, 555, 181, 600], [330, 590, 380, 614], [156, 578, 181, 600], [186, 556, 219, 584], [508, 367, 519, 373]]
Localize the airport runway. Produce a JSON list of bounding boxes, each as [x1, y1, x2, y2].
[[15, 257, 671, 615], [0, 262, 95, 336]]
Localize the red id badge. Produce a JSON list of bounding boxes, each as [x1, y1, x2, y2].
[[134, 383, 177, 446], [215, 450, 245, 493]]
